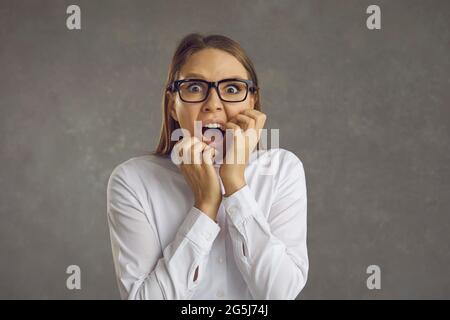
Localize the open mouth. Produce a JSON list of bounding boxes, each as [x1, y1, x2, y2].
[[201, 124, 226, 144]]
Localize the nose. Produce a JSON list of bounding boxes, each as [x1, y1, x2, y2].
[[201, 87, 224, 113]]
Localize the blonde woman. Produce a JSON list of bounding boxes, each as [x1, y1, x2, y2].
[[107, 33, 308, 300]]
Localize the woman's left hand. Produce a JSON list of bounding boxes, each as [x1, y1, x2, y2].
[[219, 109, 266, 196]]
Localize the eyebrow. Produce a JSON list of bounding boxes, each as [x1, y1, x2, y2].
[[181, 73, 247, 80]]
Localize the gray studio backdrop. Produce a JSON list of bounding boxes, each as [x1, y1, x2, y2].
[[1, 0, 449, 299]]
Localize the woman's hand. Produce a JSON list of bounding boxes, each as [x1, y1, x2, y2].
[[219, 109, 267, 196], [175, 136, 222, 220]]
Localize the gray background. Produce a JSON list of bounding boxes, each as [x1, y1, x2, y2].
[[1, 0, 449, 299]]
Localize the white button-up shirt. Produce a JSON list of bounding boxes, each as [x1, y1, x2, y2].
[[106, 148, 308, 300]]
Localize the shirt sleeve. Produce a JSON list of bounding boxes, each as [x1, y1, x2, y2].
[[223, 151, 308, 300], [106, 165, 220, 300]]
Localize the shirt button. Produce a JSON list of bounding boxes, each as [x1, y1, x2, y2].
[[216, 290, 224, 298], [218, 257, 224, 264]]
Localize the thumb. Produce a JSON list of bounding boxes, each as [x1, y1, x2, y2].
[[202, 145, 216, 165]]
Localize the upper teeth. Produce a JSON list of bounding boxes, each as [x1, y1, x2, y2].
[[204, 123, 221, 129]]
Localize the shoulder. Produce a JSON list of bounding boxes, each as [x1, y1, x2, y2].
[[107, 154, 177, 189], [251, 147, 305, 175], [253, 148, 307, 200]]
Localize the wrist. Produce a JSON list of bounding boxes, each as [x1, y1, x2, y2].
[[194, 200, 220, 220], [219, 166, 244, 183], [222, 177, 246, 197]]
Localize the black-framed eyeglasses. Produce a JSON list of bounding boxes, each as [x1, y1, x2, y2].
[[167, 78, 258, 103]]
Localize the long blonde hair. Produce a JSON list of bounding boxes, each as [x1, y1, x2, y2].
[[153, 33, 261, 156]]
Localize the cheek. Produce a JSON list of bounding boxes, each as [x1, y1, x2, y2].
[[225, 102, 252, 118], [174, 103, 200, 133]]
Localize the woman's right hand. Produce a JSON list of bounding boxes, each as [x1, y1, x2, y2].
[[174, 136, 222, 220]]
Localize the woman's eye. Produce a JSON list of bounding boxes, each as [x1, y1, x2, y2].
[[225, 85, 240, 94], [187, 84, 203, 93]]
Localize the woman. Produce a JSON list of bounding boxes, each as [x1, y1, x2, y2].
[[107, 33, 308, 300]]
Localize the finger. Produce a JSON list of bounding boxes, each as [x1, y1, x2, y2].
[[173, 137, 195, 165], [202, 145, 216, 165], [178, 136, 192, 159], [179, 136, 200, 164], [203, 146, 220, 177], [234, 113, 255, 131], [172, 138, 184, 160], [178, 135, 198, 154], [224, 121, 247, 156], [241, 109, 266, 130], [190, 140, 208, 165], [224, 122, 243, 142], [224, 121, 242, 132], [240, 111, 263, 140], [227, 117, 243, 129]]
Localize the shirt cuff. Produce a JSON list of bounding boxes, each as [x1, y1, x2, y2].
[[178, 206, 221, 252], [223, 184, 261, 227]]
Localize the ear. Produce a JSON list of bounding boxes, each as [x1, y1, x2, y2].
[[167, 92, 178, 122]]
